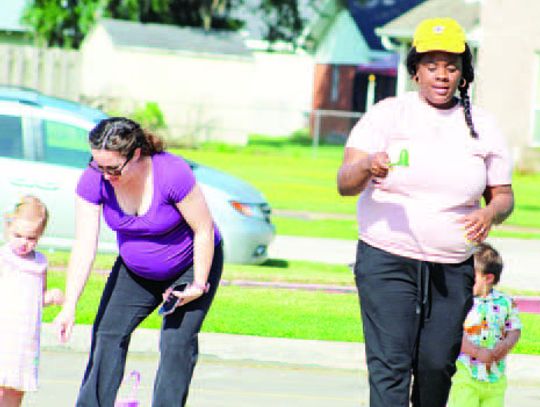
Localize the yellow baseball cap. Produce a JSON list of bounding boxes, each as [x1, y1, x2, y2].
[[413, 17, 466, 54]]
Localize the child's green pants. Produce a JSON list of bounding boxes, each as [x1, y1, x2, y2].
[[448, 362, 507, 407]]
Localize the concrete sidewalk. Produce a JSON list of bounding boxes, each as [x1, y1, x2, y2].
[[269, 235, 540, 292], [41, 324, 540, 388]]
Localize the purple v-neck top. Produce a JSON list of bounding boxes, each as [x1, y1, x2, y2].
[[76, 152, 221, 280]]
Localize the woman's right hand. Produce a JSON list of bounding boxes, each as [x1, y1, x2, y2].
[[54, 306, 76, 343], [367, 152, 390, 178]]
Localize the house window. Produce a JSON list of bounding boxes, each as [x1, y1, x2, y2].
[[533, 52, 540, 145], [331, 65, 340, 103]]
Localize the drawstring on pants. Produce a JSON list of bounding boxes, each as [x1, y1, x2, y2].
[[416, 261, 432, 320]]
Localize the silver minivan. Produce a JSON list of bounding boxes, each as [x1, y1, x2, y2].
[[0, 87, 275, 264]]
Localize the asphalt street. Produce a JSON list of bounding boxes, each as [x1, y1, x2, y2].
[[23, 350, 370, 407], [269, 235, 540, 292]]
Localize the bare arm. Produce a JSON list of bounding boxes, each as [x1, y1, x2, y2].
[[42, 270, 64, 306], [483, 185, 514, 225], [173, 184, 215, 304], [492, 329, 521, 361], [460, 335, 495, 364], [461, 184, 514, 243], [337, 148, 390, 196], [64, 197, 101, 309], [54, 196, 101, 341]]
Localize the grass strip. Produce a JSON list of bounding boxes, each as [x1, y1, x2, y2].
[[43, 271, 540, 355], [44, 250, 356, 286], [273, 216, 540, 241]]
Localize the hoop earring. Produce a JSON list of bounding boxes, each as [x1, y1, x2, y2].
[[459, 78, 467, 88]]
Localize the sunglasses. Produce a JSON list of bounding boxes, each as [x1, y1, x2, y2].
[[88, 150, 135, 176]]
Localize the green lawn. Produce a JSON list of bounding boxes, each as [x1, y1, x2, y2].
[[172, 137, 357, 215], [507, 172, 540, 229], [43, 270, 540, 354], [273, 215, 540, 241], [46, 249, 355, 286], [171, 136, 540, 240], [273, 216, 359, 240]]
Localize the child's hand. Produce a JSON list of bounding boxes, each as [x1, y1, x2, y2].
[[44, 288, 65, 306], [474, 347, 495, 364]]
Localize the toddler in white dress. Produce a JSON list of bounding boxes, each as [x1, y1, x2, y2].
[[0, 196, 63, 407]]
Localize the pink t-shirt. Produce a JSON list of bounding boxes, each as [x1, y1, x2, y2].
[[346, 92, 512, 263]]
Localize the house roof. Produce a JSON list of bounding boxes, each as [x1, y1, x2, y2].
[[376, 0, 480, 41], [314, 9, 373, 65], [0, 0, 28, 32], [349, 0, 425, 50], [99, 18, 251, 56]]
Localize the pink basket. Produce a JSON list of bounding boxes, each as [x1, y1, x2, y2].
[[115, 370, 141, 407]]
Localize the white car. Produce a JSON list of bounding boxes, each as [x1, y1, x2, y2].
[[0, 87, 275, 264]]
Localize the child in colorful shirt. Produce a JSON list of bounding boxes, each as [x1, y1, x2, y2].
[[449, 242, 521, 407]]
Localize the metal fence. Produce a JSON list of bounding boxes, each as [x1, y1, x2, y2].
[[310, 109, 363, 154]]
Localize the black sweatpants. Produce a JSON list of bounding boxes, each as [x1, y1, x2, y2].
[[354, 240, 474, 407]]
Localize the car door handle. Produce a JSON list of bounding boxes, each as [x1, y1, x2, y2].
[[10, 178, 34, 187], [35, 181, 59, 191], [10, 178, 59, 191]]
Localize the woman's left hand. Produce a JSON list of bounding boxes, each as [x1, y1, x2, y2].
[[459, 206, 495, 244], [164, 283, 206, 309]]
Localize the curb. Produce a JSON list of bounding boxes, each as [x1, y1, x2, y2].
[[41, 323, 366, 371], [41, 324, 540, 386]]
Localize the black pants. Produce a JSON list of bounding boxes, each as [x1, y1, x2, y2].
[[76, 244, 223, 407], [354, 240, 474, 407]]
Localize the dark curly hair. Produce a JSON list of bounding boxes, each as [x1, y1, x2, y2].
[[474, 242, 503, 284], [406, 44, 478, 138], [89, 117, 164, 157]]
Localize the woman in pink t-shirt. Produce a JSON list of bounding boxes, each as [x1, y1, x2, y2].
[[337, 18, 514, 407]]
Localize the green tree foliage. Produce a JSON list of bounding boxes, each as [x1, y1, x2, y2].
[[22, 0, 106, 48], [105, 0, 244, 30], [259, 0, 304, 45], [22, 0, 310, 49], [132, 101, 167, 132]]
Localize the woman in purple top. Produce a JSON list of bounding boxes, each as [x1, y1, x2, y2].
[[54, 117, 223, 407]]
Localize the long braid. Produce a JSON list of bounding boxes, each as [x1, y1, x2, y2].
[[459, 84, 478, 138], [459, 45, 478, 138]]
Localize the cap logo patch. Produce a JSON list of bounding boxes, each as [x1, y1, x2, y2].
[[433, 25, 445, 34]]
